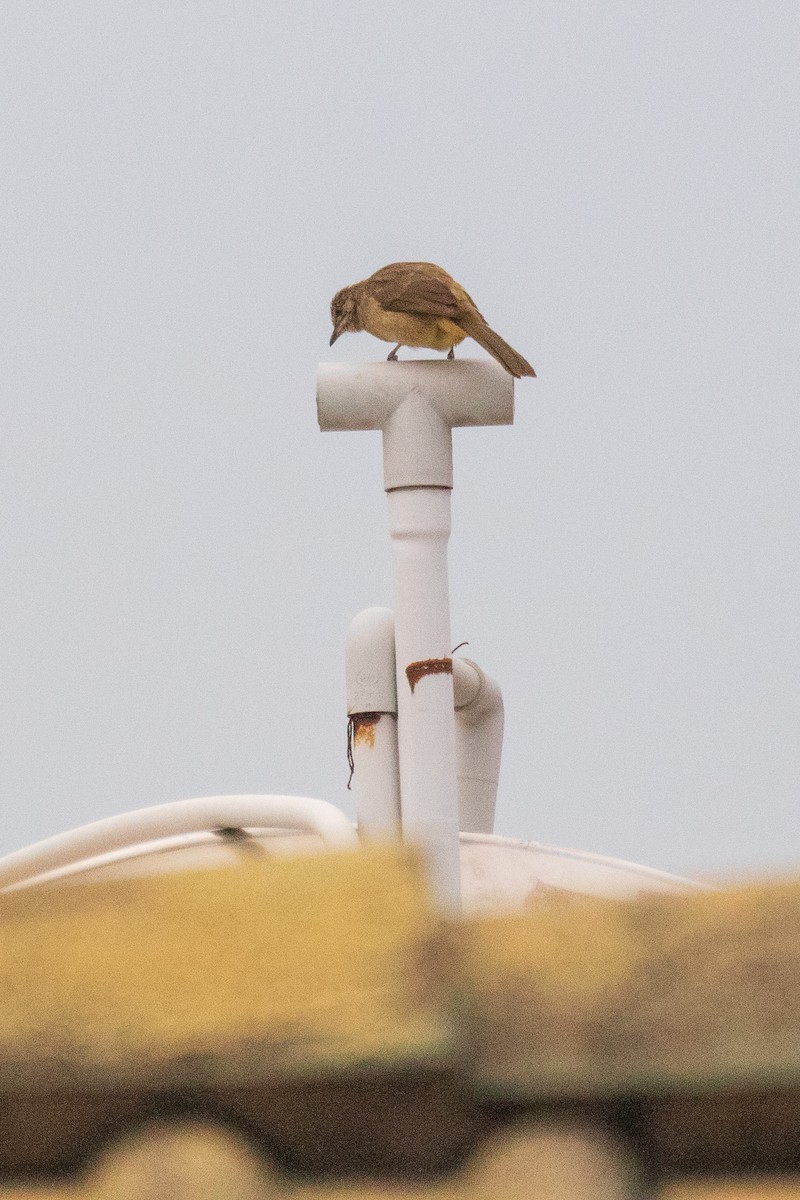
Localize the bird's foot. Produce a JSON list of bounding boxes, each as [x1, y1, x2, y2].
[[447, 347, 455, 360], [387, 344, 402, 362]]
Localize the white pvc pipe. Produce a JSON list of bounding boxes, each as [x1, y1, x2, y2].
[[317, 360, 513, 427], [347, 608, 399, 713], [388, 485, 460, 908], [0, 831, 251, 892], [351, 715, 401, 841], [346, 608, 401, 840], [0, 794, 358, 893], [453, 658, 504, 834]]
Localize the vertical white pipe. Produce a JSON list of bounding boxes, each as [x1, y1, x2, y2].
[[346, 607, 401, 840], [351, 715, 401, 840], [387, 484, 461, 910]]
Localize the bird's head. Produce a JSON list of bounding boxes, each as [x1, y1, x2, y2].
[[329, 285, 361, 345]]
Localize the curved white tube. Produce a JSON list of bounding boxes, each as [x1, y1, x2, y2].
[[453, 659, 504, 835], [0, 795, 358, 892]]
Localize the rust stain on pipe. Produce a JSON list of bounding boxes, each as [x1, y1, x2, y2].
[[352, 712, 382, 748], [405, 657, 453, 693]]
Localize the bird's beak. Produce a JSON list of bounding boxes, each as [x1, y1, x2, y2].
[[329, 317, 347, 346]]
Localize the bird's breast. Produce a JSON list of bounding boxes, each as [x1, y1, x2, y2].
[[359, 297, 466, 351]]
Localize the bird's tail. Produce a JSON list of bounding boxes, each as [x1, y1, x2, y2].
[[460, 312, 536, 378]]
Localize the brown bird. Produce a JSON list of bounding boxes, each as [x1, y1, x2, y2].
[[329, 262, 535, 378]]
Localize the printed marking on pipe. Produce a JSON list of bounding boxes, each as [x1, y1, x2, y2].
[[405, 658, 453, 693], [351, 712, 381, 748]]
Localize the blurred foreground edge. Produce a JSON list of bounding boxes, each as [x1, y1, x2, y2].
[[0, 846, 799, 1197]]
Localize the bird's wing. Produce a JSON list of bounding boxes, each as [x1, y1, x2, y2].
[[368, 263, 470, 319]]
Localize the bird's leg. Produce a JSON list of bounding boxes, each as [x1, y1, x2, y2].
[[387, 344, 402, 362], [447, 346, 455, 360]]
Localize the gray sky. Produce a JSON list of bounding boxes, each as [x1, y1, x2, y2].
[[2, 2, 798, 880]]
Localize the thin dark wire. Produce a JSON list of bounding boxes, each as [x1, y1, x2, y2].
[[346, 715, 356, 790], [451, 641, 469, 654]]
